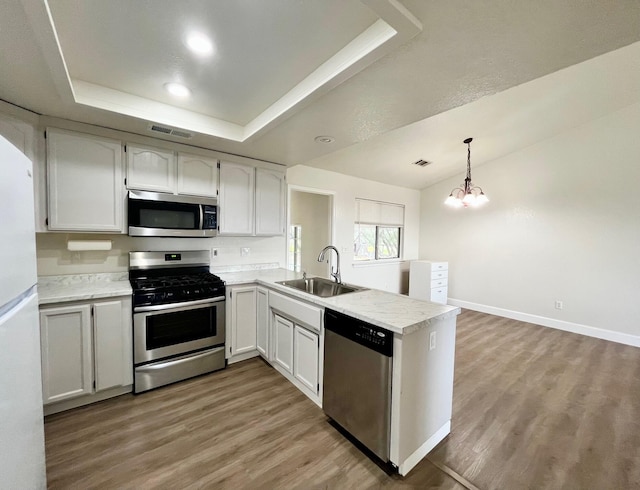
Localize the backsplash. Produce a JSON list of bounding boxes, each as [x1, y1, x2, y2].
[[36, 233, 286, 276]]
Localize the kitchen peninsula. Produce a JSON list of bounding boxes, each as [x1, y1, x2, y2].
[[219, 268, 460, 476]]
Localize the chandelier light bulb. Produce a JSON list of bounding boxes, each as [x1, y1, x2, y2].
[[476, 192, 489, 204], [462, 192, 475, 205]]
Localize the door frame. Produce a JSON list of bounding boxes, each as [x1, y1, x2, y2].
[[286, 185, 336, 276]]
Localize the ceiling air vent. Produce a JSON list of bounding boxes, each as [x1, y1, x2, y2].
[[412, 159, 431, 167], [148, 124, 193, 139]]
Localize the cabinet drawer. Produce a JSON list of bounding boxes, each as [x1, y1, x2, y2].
[[269, 291, 322, 332], [431, 269, 448, 280], [429, 261, 448, 271], [430, 278, 447, 288], [430, 287, 448, 305]]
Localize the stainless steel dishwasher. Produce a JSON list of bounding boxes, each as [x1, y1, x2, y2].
[[323, 308, 393, 462]]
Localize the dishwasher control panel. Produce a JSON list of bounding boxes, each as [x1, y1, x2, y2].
[[325, 309, 393, 356]]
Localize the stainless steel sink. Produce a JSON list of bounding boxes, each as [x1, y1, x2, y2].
[[276, 277, 365, 297]]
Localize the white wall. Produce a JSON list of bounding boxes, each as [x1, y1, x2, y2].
[[289, 190, 331, 277], [419, 102, 640, 345], [287, 165, 421, 293], [36, 233, 285, 276]]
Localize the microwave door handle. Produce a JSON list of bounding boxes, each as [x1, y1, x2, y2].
[[199, 204, 204, 230]]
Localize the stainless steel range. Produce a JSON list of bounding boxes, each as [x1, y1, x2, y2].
[[129, 250, 226, 393]]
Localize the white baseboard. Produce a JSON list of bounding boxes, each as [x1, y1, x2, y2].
[[44, 385, 131, 416], [397, 420, 450, 476], [449, 298, 640, 348], [227, 350, 260, 364]]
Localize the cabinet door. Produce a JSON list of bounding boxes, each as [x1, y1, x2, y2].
[[219, 161, 255, 235], [256, 287, 269, 359], [293, 325, 319, 394], [273, 314, 294, 374], [231, 286, 257, 356], [177, 152, 218, 197], [94, 298, 132, 391], [40, 304, 92, 404], [126, 144, 175, 193], [431, 288, 448, 305], [47, 129, 124, 232], [255, 168, 286, 236]]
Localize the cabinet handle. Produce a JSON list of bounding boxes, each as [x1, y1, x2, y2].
[[136, 347, 225, 371]]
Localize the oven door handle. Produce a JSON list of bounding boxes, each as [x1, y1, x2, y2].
[[199, 204, 204, 230], [136, 347, 225, 372], [134, 296, 225, 313]]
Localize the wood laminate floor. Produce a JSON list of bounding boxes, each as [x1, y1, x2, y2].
[[44, 310, 640, 489]]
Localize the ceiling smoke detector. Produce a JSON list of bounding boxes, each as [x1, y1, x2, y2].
[[412, 159, 431, 167], [148, 124, 193, 139], [314, 135, 335, 144]]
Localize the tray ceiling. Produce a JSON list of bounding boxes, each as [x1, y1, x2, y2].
[[43, 0, 421, 142], [2, 0, 640, 190]]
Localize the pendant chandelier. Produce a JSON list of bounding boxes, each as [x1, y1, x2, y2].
[[445, 138, 489, 208]]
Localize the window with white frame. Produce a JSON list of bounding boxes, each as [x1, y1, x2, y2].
[[288, 224, 302, 272], [354, 199, 404, 261]]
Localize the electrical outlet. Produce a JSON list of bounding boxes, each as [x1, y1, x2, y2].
[[241, 247, 250, 257], [429, 331, 436, 350], [555, 300, 563, 310], [211, 249, 218, 258]]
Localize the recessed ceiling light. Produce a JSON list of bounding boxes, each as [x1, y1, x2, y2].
[[164, 82, 191, 98], [314, 135, 335, 144], [186, 32, 214, 56]]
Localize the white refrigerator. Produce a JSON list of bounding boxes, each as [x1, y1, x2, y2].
[[0, 135, 47, 488]]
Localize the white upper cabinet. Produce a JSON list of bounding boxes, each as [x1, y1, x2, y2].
[[219, 161, 255, 235], [126, 144, 175, 193], [177, 152, 218, 197], [47, 128, 125, 232], [127, 145, 218, 197], [255, 168, 286, 236], [219, 162, 286, 236]]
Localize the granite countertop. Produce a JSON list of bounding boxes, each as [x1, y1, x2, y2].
[[38, 273, 132, 305], [217, 268, 460, 335]]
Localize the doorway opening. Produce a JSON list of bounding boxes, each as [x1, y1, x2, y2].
[[287, 187, 334, 278]]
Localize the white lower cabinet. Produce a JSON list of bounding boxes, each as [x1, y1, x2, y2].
[[224, 283, 324, 405], [39, 297, 133, 410], [269, 290, 323, 405], [273, 314, 294, 373], [228, 286, 257, 357], [293, 325, 319, 393], [256, 287, 269, 359], [39, 304, 92, 403]]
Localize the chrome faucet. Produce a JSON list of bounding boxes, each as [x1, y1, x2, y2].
[[317, 245, 341, 284]]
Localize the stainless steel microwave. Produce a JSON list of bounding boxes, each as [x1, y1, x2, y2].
[[128, 190, 218, 237]]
